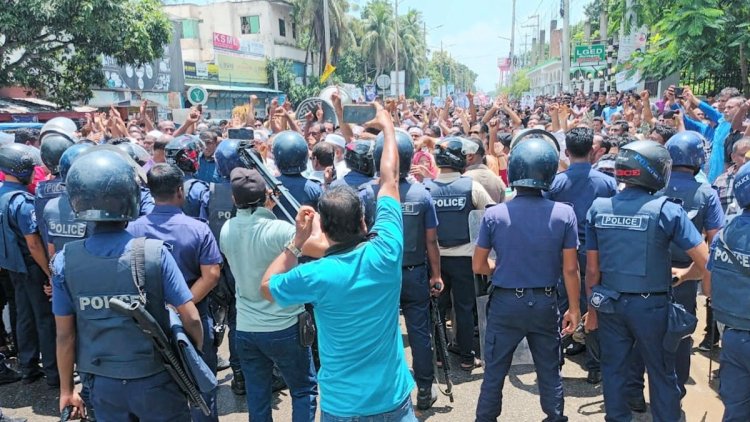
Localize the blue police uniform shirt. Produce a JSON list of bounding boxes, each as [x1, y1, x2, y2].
[[476, 191, 578, 288], [544, 162, 617, 245], [51, 227, 193, 316], [184, 176, 210, 220], [126, 205, 222, 285], [0, 181, 38, 256], [586, 187, 704, 253], [330, 171, 373, 189], [274, 174, 322, 219], [196, 154, 223, 184], [139, 187, 155, 216], [269, 197, 414, 416], [667, 171, 724, 232]]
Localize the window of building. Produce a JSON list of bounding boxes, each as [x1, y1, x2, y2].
[[241, 16, 260, 34], [279, 19, 286, 37], [181, 19, 200, 39]]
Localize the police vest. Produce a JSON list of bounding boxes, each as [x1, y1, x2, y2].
[[34, 178, 64, 248], [64, 238, 168, 379], [591, 194, 672, 293], [183, 178, 209, 219], [208, 182, 235, 243], [423, 176, 474, 247], [357, 182, 377, 230], [0, 189, 31, 273], [44, 193, 89, 253], [710, 216, 750, 330], [665, 181, 714, 266], [372, 180, 429, 267]]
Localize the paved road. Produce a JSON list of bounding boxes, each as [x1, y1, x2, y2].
[[0, 297, 725, 421]]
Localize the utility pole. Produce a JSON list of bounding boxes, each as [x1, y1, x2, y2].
[[600, 0, 608, 43], [323, 0, 330, 69], [510, 0, 516, 70], [521, 33, 530, 67], [395, 0, 400, 97], [562, 0, 570, 92]]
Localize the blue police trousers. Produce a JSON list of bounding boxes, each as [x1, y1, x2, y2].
[[191, 300, 219, 422], [438, 256, 477, 364], [88, 370, 191, 421], [476, 288, 567, 422], [719, 328, 750, 422], [628, 280, 697, 400], [401, 264, 433, 390], [598, 293, 681, 422], [8, 263, 57, 382]]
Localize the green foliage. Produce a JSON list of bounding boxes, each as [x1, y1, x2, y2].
[[498, 69, 530, 99], [266, 59, 322, 105], [0, 0, 172, 107]]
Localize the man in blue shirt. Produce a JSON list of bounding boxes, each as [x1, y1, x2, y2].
[[474, 137, 580, 422], [261, 104, 417, 421], [127, 163, 222, 422], [544, 127, 617, 384], [602, 95, 623, 124], [53, 150, 203, 421], [196, 131, 223, 184]]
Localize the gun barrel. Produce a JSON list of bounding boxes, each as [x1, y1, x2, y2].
[[237, 144, 300, 221]]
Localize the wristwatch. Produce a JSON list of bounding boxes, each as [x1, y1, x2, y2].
[[285, 240, 302, 258]]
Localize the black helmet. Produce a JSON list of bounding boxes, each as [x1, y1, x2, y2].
[[374, 129, 414, 178], [59, 143, 94, 181], [434, 137, 477, 171], [272, 131, 308, 175], [0, 143, 38, 182], [40, 134, 75, 175], [215, 139, 244, 178], [166, 135, 204, 173], [40, 117, 77, 143], [615, 140, 672, 193], [344, 140, 376, 177], [508, 138, 559, 190], [67, 149, 140, 221]]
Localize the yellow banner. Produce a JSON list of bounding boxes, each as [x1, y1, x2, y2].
[[216, 53, 268, 84], [320, 63, 336, 83]]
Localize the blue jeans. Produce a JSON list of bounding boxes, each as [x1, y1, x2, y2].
[[321, 396, 417, 422], [720, 328, 750, 422], [236, 322, 318, 422], [401, 264, 433, 390], [191, 300, 219, 422], [476, 288, 567, 422]]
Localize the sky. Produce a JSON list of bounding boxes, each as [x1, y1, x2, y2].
[[352, 0, 588, 92]]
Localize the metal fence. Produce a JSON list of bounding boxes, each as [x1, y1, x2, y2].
[[681, 70, 744, 96]]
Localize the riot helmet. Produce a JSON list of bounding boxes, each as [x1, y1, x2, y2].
[[66, 149, 140, 221], [374, 129, 414, 178], [215, 139, 244, 179], [166, 135, 204, 173], [59, 143, 94, 181], [272, 131, 309, 175], [665, 131, 706, 173], [615, 140, 672, 193], [0, 143, 38, 183], [81, 144, 147, 185], [734, 161, 750, 209], [40, 117, 78, 143], [344, 140, 376, 177], [508, 137, 559, 190], [40, 134, 75, 175], [434, 137, 477, 171]]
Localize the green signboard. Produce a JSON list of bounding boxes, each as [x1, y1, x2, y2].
[[573, 44, 606, 64]]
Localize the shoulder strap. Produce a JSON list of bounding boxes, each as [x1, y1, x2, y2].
[[130, 237, 148, 303]]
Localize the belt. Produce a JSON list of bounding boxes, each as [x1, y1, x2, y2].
[[497, 286, 557, 298], [620, 291, 668, 298]]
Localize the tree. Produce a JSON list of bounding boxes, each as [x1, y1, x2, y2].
[[499, 69, 530, 98], [0, 0, 172, 107], [397, 9, 427, 97], [360, 0, 396, 80], [294, 0, 353, 77]]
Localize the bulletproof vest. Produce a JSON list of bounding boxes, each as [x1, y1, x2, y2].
[[34, 178, 64, 248], [44, 193, 89, 253], [592, 194, 672, 293], [0, 189, 30, 273], [710, 217, 750, 330], [64, 238, 168, 379], [357, 182, 377, 230], [665, 180, 715, 265], [183, 178, 209, 219], [423, 176, 474, 247], [208, 182, 235, 243], [371, 180, 429, 266]]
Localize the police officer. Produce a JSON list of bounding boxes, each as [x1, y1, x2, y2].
[[35, 121, 76, 248], [113, 140, 155, 216], [424, 137, 494, 371], [272, 131, 323, 220], [709, 161, 750, 421], [372, 130, 442, 410], [196, 130, 223, 184], [628, 131, 724, 406], [544, 127, 617, 384], [0, 143, 58, 386], [330, 139, 377, 227], [52, 149, 203, 420], [127, 163, 222, 422], [474, 137, 580, 421], [585, 140, 710, 421], [165, 135, 210, 219], [209, 138, 245, 394]]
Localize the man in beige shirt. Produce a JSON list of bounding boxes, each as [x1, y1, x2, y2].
[[463, 138, 506, 203]]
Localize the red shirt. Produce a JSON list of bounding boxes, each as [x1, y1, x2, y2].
[[0, 166, 49, 194]]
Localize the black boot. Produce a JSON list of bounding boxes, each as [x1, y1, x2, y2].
[[230, 370, 245, 395]]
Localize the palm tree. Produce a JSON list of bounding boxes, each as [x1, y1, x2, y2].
[[360, 0, 395, 81], [294, 0, 354, 79], [397, 9, 426, 96]]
